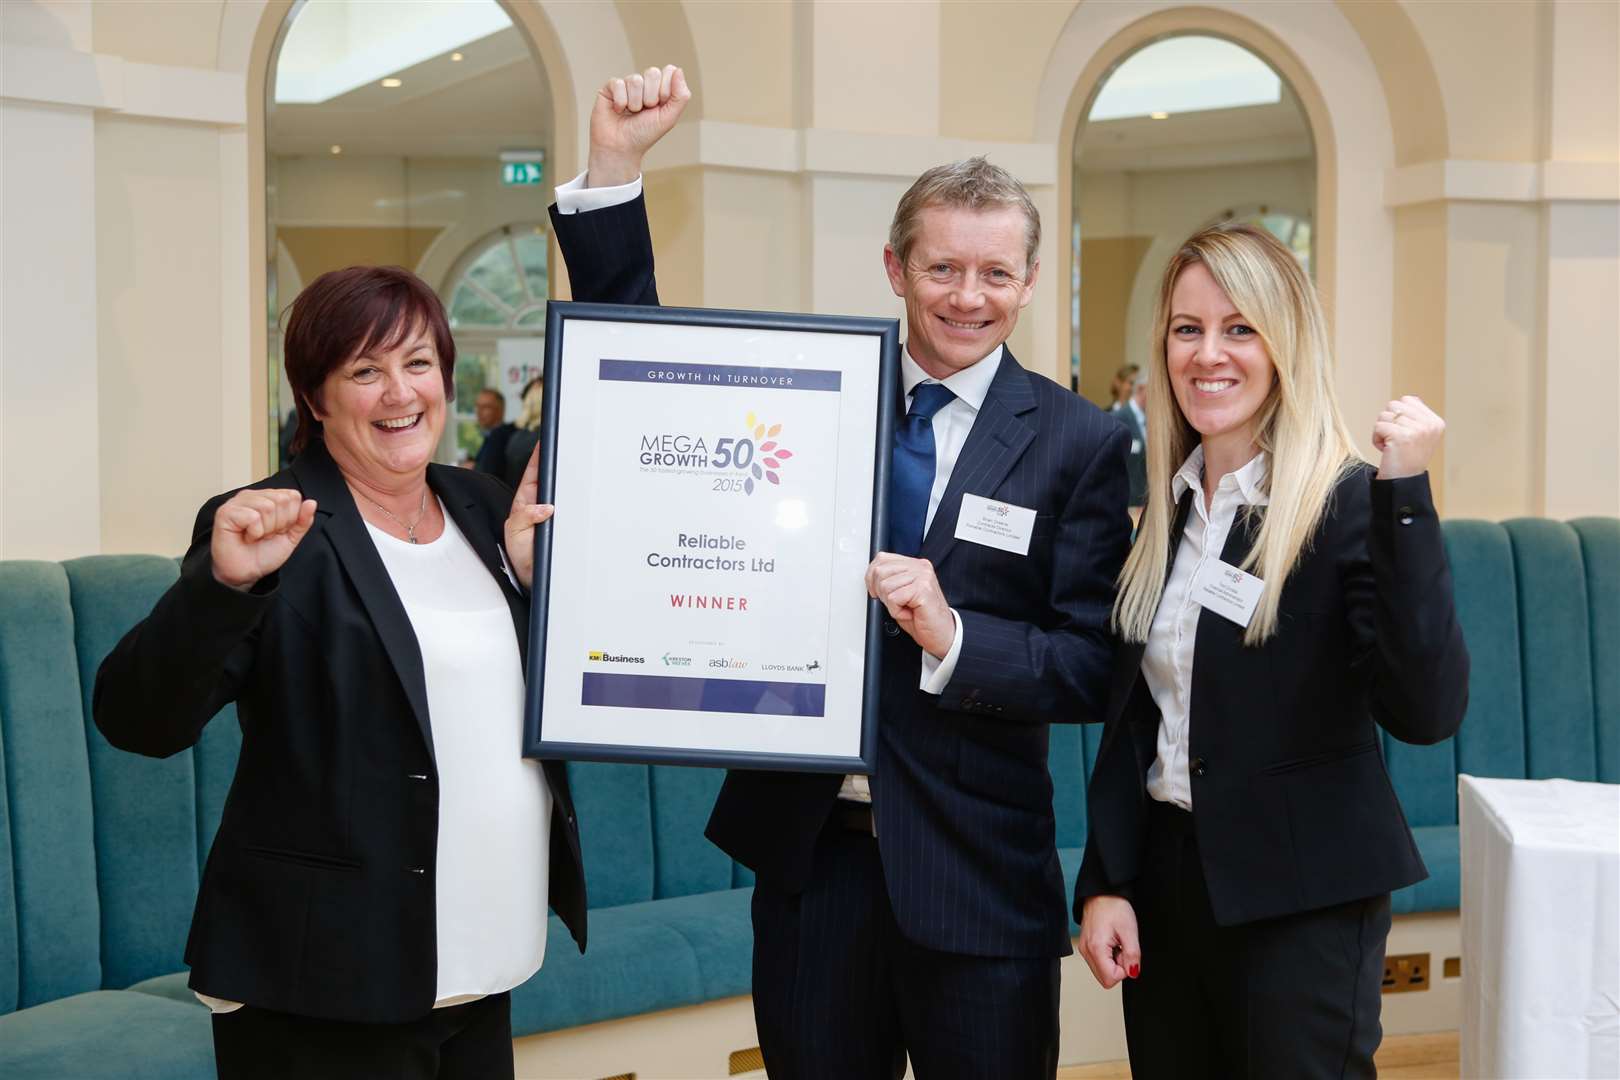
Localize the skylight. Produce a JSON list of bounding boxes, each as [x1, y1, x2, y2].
[[1088, 36, 1281, 122], [275, 0, 512, 104]]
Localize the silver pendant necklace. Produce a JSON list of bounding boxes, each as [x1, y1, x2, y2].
[[363, 487, 430, 543]]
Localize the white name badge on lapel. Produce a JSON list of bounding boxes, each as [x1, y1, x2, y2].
[[954, 493, 1037, 556], [1192, 559, 1264, 627]]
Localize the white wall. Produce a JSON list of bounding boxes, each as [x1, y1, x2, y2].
[[0, 101, 102, 558], [96, 115, 229, 555]]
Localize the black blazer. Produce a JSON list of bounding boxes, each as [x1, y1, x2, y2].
[[473, 421, 518, 476], [551, 194, 1134, 960], [1075, 465, 1470, 926], [93, 440, 587, 1024]]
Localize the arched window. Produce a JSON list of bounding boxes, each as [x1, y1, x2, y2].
[[443, 224, 550, 462], [447, 224, 550, 330]]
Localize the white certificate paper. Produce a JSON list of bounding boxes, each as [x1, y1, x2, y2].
[[534, 312, 889, 766]]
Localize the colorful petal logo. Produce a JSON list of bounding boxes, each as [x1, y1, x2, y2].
[[741, 411, 794, 495]]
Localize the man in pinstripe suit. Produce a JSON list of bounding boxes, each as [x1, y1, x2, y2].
[[551, 68, 1132, 1080]]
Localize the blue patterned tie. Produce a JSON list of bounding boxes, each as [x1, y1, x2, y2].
[[888, 382, 957, 556]]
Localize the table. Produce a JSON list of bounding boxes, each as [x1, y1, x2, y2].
[[1460, 775, 1620, 1079]]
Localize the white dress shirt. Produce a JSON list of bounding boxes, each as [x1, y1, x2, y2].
[[554, 170, 642, 214], [1143, 447, 1270, 810], [554, 171, 995, 805]]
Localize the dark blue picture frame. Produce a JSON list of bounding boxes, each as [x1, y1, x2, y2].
[[522, 300, 900, 772]]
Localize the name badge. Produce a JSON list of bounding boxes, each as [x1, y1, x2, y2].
[[954, 493, 1036, 556], [1193, 559, 1264, 627]]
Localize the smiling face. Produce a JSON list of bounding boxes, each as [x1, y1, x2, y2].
[[311, 321, 446, 489], [884, 205, 1038, 380], [1165, 261, 1274, 459]]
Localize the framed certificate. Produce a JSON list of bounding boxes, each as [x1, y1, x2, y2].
[[523, 301, 899, 772]]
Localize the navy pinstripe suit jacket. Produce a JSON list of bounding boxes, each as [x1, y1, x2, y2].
[[551, 194, 1133, 961]]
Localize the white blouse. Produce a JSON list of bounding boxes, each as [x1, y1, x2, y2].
[[1143, 447, 1270, 811], [368, 504, 551, 1007]]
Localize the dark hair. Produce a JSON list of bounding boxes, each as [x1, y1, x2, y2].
[[283, 266, 456, 453], [478, 387, 506, 406]]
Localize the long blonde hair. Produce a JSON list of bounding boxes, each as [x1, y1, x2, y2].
[[1113, 224, 1366, 645]]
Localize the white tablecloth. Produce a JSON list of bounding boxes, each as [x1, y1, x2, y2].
[[1460, 775, 1620, 1079]]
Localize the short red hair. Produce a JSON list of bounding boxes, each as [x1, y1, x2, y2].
[[282, 266, 456, 454]]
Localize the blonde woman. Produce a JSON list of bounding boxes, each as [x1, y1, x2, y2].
[[1072, 224, 1469, 1078], [502, 376, 544, 489]]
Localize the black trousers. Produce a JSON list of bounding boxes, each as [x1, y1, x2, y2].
[[750, 813, 1060, 1080], [1123, 801, 1390, 1080], [210, 991, 514, 1080]]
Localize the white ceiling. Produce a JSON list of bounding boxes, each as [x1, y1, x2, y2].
[[274, 0, 515, 105], [1077, 90, 1312, 173], [1088, 35, 1282, 122], [1077, 35, 1311, 172], [269, 24, 551, 159]]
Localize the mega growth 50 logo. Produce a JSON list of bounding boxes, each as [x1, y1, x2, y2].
[[638, 411, 795, 495]]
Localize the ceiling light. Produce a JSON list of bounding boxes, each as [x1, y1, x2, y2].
[[381, 78, 403, 88], [450, 52, 464, 62], [1150, 111, 1169, 120], [330, 144, 343, 155]]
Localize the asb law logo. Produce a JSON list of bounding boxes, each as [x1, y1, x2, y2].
[[731, 412, 795, 495]]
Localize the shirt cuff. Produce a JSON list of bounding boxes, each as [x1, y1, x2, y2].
[[919, 608, 963, 694], [553, 170, 643, 215]]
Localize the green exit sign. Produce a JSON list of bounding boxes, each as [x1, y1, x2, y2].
[[502, 161, 544, 186]]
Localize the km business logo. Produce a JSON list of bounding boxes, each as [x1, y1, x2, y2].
[[637, 411, 796, 495]]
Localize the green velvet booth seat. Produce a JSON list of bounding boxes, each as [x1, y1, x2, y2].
[[0, 557, 760, 1079], [2, 516, 1615, 1076], [1379, 517, 1619, 913]]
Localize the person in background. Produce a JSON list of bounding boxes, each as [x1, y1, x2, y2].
[[92, 264, 598, 1079], [502, 375, 545, 490], [472, 387, 516, 477], [1109, 363, 1140, 410], [1109, 363, 1147, 508], [1074, 224, 1469, 1078], [552, 64, 1131, 1079]]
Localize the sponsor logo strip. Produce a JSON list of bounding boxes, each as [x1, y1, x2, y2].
[[599, 358, 842, 392], [581, 673, 826, 718]]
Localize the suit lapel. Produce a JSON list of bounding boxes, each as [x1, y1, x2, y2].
[[1096, 489, 1195, 757], [292, 442, 437, 764], [917, 350, 1037, 570], [432, 466, 530, 667]]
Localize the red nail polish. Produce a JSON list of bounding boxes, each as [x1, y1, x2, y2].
[[1128, 964, 1140, 979]]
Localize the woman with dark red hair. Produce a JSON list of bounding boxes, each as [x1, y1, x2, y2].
[[93, 263, 580, 1078]]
